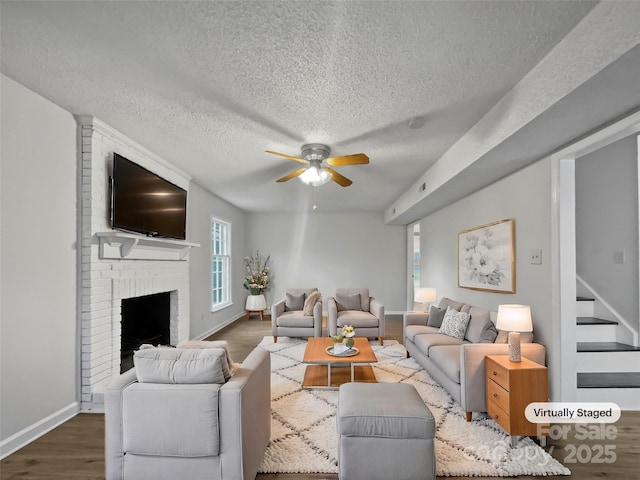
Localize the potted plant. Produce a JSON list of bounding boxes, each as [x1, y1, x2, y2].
[[331, 325, 356, 353], [243, 251, 271, 312]]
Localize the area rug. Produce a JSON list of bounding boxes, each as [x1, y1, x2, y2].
[[256, 336, 570, 477]]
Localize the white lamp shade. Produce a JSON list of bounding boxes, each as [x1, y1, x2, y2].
[[496, 304, 533, 332], [415, 288, 437, 304]]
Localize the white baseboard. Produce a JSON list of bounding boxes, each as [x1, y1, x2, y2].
[[192, 312, 246, 341], [1, 401, 79, 460]]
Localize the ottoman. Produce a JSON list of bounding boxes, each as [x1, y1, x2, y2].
[[337, 383, 435, 480]]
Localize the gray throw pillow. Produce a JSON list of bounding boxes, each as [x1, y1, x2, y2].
[[285, 292, 305, 311], [438, 306, 471, 340], [479, 321, 499, 343], [336, 293, 361, 311], [427, 305, 447, 328]]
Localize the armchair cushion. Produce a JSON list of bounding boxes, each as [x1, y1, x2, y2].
[[303, 291, 322, 316], [438, 307, 470, 340], [123, 383, 221, 456], [336, 293, 361, 311], [134, 348, 229, 384], [285, 292, 305, 311], [276, 311, 316, 327], [337, 310, 380, 328], [427, 305, 447, 328]]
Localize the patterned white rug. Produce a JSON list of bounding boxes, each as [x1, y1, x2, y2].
[[257, 337, 570, 477]]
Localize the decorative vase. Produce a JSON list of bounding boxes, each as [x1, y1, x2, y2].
[[345, 337, 355, 348], [245, 294, 266, 311]]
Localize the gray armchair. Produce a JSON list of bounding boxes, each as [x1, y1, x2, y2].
[[271, 287, 322, 342], [328, 288, 385, 345], [104, 346, 270, 480]]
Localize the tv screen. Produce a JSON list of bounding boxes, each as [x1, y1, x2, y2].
[[111, 153, 187, 240]]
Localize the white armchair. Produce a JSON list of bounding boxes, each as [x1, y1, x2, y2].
[[271, 288, 323, 342], [328, 288, 385, 345], [104, 346, 270, 480]]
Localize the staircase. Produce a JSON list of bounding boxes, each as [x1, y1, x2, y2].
[[576, 296, 640, 409]]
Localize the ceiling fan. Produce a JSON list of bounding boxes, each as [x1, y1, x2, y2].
[[266, 144, 369, 187]]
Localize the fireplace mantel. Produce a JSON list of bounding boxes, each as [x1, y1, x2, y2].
[[97, 232, 199, 261]]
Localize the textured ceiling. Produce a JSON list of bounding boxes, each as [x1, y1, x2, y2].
[[0, 0, 603, 214]]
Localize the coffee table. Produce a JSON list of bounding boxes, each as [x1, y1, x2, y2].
[[302, 337, 378, 389]]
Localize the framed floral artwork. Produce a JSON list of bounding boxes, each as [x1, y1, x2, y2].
[[458, 218, 515, 293]]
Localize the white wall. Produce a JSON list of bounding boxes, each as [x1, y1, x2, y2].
[[576, 135, 639, 332], [1, 75, 79, 455], [419, 159, 557, 394], [245, 212, 406, 312], [187, 182, 248, 339]]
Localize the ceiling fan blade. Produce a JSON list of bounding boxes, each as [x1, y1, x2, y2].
[[265, 150, 308, 164], [326, 153, 369, 167], [325, 167, 353, 187], [276, 168, 307, 183]]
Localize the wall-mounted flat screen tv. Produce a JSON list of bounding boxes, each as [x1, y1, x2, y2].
[[111, 153, 187, 240]]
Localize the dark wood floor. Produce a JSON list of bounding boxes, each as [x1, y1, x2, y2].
[[2, 315, 639, 480]]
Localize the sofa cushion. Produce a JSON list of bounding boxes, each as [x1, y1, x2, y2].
[[303, 290, 321, 316], [495, 330, 534, 343], [337, 310, 379, 328], [429, 345, 462, 384], [464, 306, 492, 343], [123, 382, 221, 456], [277, 310, 316, 327], [336, 293, 362, 311], [285, 292, 305, 311], [134, 348, 228, 384], [439, 297, 465, 311], [414, 332, 465, 355], [438, 307, 471, 340], [427, 305, 447, 328], [405, 324, 440, 342]]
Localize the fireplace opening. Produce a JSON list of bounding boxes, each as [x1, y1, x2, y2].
[[121, 292, 171, 373]]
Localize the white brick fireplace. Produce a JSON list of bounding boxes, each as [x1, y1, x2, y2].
[[78, 117, 194, 411]]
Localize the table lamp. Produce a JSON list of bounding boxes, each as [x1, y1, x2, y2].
[[496, 304, 533, 362], [415, 288, 437, 312]]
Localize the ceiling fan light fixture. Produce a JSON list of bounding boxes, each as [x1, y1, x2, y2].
[[299, 165, 331, 186]]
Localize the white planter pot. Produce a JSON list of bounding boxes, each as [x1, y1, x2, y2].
[[246, 294, 266, 311]]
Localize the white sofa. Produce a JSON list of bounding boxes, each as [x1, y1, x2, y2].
[[404, 297, 546, 421]]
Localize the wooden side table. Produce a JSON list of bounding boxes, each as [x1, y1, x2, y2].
[[485, 355, 548, 445]]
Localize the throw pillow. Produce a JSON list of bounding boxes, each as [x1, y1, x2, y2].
[[285, 292, 305, 311], [303, 291, 322, 316], [427, 305, 447, 327], [438, 306, 471, 340], [479, 321, 499, 343], [336, 293, 361, 311]]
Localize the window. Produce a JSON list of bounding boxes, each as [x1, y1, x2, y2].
[[211, 217, 231, 310]]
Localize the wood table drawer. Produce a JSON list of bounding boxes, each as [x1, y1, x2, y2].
[[487, 400, 511, 433], [486, 378, 510, 412], [486, 356, 510, 390]]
